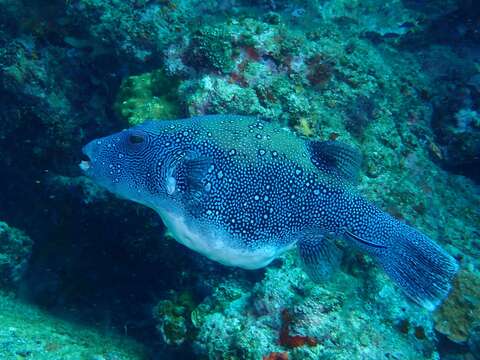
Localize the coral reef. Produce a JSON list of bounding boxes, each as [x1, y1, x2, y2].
[[187, 254, 439, 359], [187, 25, 235, 72], [263, 352, 289, 360], [278, 309, 318, 348], [0, 0, 479, 359], [166, 17, 324, 126]]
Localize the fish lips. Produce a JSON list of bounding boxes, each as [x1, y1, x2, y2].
[[79, 141, 96, 175]]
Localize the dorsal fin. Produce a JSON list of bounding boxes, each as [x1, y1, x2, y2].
[[307, 140, 362, 185]]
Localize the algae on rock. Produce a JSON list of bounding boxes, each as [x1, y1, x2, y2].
[[115, 69, 181, 126]]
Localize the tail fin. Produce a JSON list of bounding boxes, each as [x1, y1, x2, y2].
[[345, 218, 459, 310]]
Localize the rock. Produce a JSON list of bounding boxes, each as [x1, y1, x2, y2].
[[0, 222, 33, 289], [434, 270, 480, 344]]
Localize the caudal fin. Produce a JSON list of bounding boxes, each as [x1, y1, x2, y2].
[[346, 220, 458, 310]]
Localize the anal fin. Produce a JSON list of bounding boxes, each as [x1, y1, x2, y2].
[[297, 230, 342, 282]]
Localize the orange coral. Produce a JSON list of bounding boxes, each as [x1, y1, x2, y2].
[[263, 352, 289, 360], [279, 309, 318, 348]]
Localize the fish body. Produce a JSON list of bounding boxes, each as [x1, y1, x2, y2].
[[81, 115, 458, 309]]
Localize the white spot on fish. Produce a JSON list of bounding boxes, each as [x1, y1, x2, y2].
[[205, 182, 212, 192], [166, 176, 176, 195]]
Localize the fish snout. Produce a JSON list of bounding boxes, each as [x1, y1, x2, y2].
[[79, 140, 99, 174]]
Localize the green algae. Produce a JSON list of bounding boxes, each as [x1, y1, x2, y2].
[[114, 69, 181, 126]]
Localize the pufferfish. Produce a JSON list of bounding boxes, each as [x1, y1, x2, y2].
[[80, 115, 458, 310]]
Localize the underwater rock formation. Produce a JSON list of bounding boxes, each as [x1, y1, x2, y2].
[[431, 93, 480, 180], [187, 25, 236, 73], [187, 254, 438, 359], [0, 222, 33, 290], [0, 291, 147, 359], [434, 270, 480, 344], [152, 290, 197, 346]]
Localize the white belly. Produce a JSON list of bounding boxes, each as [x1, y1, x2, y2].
[[159, 210, 289, 269]]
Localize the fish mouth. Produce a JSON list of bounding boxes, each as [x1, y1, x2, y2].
[[79, 159, 90, 171], [79, 146, 92, 172]]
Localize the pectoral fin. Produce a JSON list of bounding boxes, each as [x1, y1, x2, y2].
[[297, 229, 342, 282], [166, 150, 214, 208]]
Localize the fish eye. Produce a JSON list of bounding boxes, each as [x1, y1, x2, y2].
[[128, 134, 145, 144]]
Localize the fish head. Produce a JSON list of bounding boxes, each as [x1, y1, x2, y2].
[[80, 125, 177, 207]]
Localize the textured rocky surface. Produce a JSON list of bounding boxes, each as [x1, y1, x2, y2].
[[0, 291, 147, 359], [0, 222, 33, 290]]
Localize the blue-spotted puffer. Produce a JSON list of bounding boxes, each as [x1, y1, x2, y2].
[[80, 115, 458, 310]]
